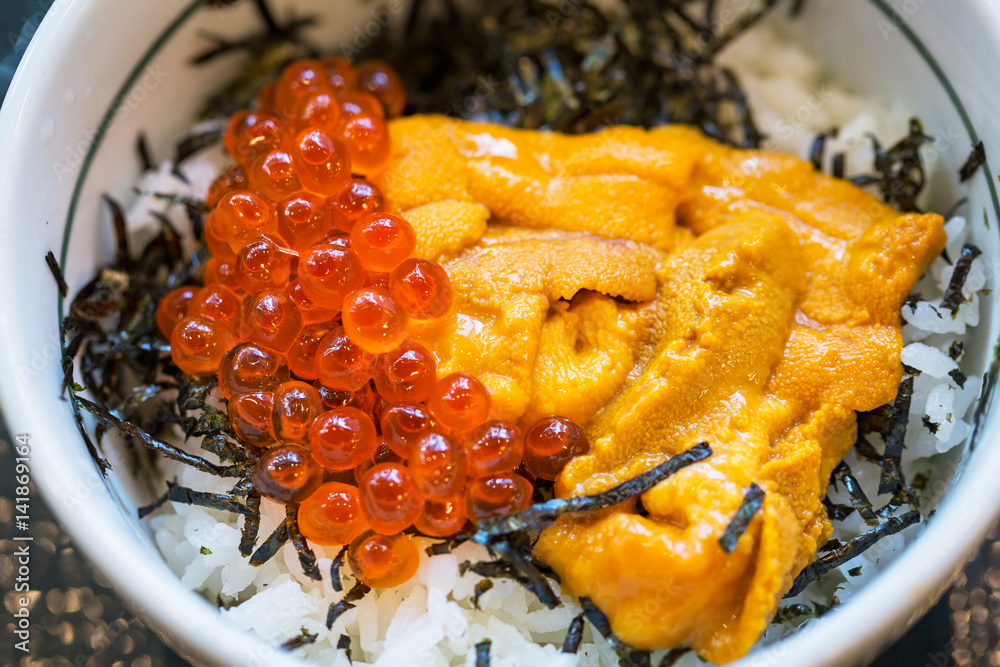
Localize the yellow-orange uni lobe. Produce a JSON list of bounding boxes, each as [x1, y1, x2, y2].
[[374, 115, 946, 663]]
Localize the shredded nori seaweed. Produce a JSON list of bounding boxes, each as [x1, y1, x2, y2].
[[250, 520, 289, 566], [561, 613, 586, 654], [330, 545, 349, 593], [46, 250, 69, 298], [286, 503, 322, 582], [472, 579, 494, 610], [877, 376, 914, 495], [773, 604, 813, 624], [138, 480, 252, 518], [239, 489, 261, 557], [784, 510, 920, 598], [822, 498, 855, 522], [337, 634, 352, 663], [851, 119, 933, 212], [326, 581, 372, 630], [949, 341, 965, 361], [279, 628, 317, 651], [941, 244, 983, 315], [848, 565, 863, 577], [579, 597, 652, 667], [658, 648, 692, 667], [475, 639, 492, 667], [718, 482, 765, 553], [922, 415, 940, 435], [832, 462, 879, 527], [473, 442, 711, 543], [960, 141, 986, 182], [950, 368, 968, 389]]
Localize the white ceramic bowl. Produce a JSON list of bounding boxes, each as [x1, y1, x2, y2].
[[1, 1, 998, 665]]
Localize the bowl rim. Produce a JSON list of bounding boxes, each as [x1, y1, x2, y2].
[[1, 0, 999, 666]]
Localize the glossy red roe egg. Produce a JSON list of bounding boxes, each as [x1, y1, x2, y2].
[[389, 258, 454, 320], [297, 244, 365, 310], [348, 531, 419, 589], [229, 392, 276, 448], [329, 177, 385, 233], [350, 212, 416, 273], [379, 403, 434, 459], [341, 288, 410, 355], [415, 497, 467, 538], [292, 90, 342, 133], [357, 463, 422, 534], [277, 191, 334, 251], [298, 482, 370, 546], [250, 150, 302, 203], [188, 286, 242, 323], [156, 286, 196, 339], [314, 327, 377, 392], [465, 473, 533, 522], [203, 257, 244, 295], [217, 341, 290, 399], [428, 372, 491, 433], [374, 341, 436, 403], [292, 128, 352, 197], [229, 113, 285, 167], [287, 324, 332, 381], [523, 416, 592, 481], [170, 316, 238, 376], [253, 444, 323, 503], [242, 289, 303, 352], [235, 237, 294, 294], [274, 59, 330, 118], [207, 165, 249, 210], [356, 59, 407, 118], [271, 380, 323, 445], [285, 279, 340, 325], [465, 421, 524, 477], [309, 407, 378, 471], [410, 431, 466, 501]]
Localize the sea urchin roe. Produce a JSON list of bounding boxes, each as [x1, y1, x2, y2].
[[348, 531, 420, 589], [298, 482, 370, 546]]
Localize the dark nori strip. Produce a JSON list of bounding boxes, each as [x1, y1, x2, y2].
[[473, 442, 711, 543], [813, 597, 840, 617], [579, 597, 652, 667], [250, 520, 289, 566], [490, 538, 560, 609], [945, 197, 969, 221], [904, 292, 922, 312], [941, 245, 983, 314], [773, 604, 813, 624], [135, 190, 210, 214], [175, 127, 224, 163], [922, 416, 940, 435], [138, 480, 252, 519], [337, 634, 352, 663], [326, 581, 372, 629], [77, 396, 235, 476], [832, 462, 879, 527], [822, 498, 855, 522], [790, 0, 808, 17], [848, 566, 863, 577], [949, 341, 965, 361], [425, 533, 471, 557], [832, 152, 845, 179], [239, 489, 261, 557], [46, 251, 69, 298], [136, 134, 154, 172], [784, 510, 920, 598], [330, 545, 348, 593], [472, 579, 494, 610], [475, 639, 492, 667], [853, 434, 883, 464], [858, 119, 933, 212], [960, 141, 986, 182], [718, 482, 765, 553], [279, 628, 317, 651], [561, 613, 585, 654], [286, 503, 322, 581], [877, 376, 914, 495], [103, 195, 133, 271], [658, 648, 692, 667], [819, 538, 843, 553], [809, 133, 826, 171]]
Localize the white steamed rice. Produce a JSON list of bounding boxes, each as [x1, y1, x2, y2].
[[123, 16, 989, 667]]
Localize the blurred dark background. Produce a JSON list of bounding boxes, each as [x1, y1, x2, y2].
[[0, 1, 990, 665]]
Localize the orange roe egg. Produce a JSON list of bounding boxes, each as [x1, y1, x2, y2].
[[411, 431, 467, 501], [287, 324, 333, 380], [255, 82, 277, 115], [466, 421, 524, 477], [224, 110, 261, 158], [298, 482, 370, 546], [156, 286, 196, 339], [274, 59, 330, 118], [229, 391, 276, 448], [428, 372, 491, 433], [357, 463, 422, 534], [356, 59, 407, 118], [232, 114, 285, 167], [253, 444, 323, 503], [309, 407, 378, 471], [250, 150, 302, 202], [218, 342, 290, 399], [330, 177, 385, 233], [354, 441, 405, 481], [374, 341, 436, 403], [389, 258, 454, 320], [341, 288, 410, 354], [350, 212, 416, 273], [236, 237, 294, 294], [204, 211, 238, 263], [415, 497, 468, 538], [379, 403, 434, 459], [363, 271, 391, 291], [170, 316, 238, 376], [203, 257, 244, 295], [523, 415, 592, 481], [285, 279, 340, 325], [298, 244, 365, 310], [292, 90, 342, 133], [277, 191, 334, 251], [188, 285, 242, 323], [207, 164, 249, 210], [348, 531, 419, 589], [292, 128, 352, 197], [271, 381, 323, 445], [213, 191, 275, 245], [242, 289, 303, 352], [465, 473, 533, 522], [314, 327, 377, 392], [338, 93, 391, 175], [340, 91, 385, 120], [322, 56, 358, 92]]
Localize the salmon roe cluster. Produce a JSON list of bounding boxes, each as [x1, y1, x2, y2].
[[155, 57, 591, 589]]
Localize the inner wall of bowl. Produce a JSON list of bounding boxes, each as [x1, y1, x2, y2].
[[8, 0, 998, 665]]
